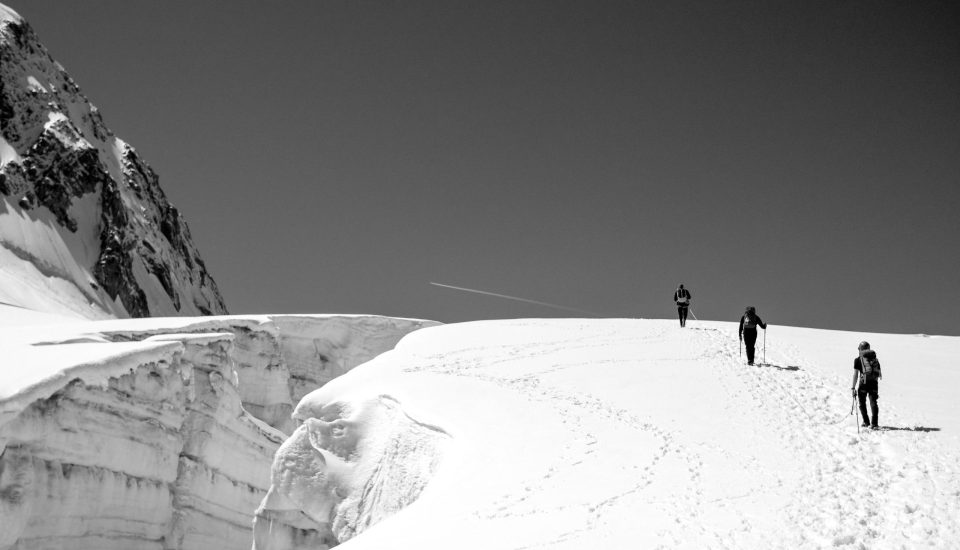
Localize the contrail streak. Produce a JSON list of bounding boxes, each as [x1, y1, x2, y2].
[[429, 282, 602, 317]]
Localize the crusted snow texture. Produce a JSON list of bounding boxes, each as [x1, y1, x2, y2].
[[0, 7, 227, 319], [0, 314, 436, 550]]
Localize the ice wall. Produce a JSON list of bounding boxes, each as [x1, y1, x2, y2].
[[0, 333, 281, 550], [0, 313, 436, 550]]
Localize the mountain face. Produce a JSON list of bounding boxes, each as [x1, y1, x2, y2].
[[0, 4, 227, 319]]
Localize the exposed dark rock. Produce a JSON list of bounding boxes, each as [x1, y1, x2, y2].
[[1, 162, 29, 201], [17, 123, 108, 229], [93, 179, 149, 316]]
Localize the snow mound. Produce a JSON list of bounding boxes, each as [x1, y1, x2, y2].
[[256, 318, 960, 549], [255, 394, 449, 547]]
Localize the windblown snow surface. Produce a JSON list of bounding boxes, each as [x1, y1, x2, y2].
[[260, 318, 960, 550]]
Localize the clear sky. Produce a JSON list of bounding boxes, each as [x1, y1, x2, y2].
[[15, 1, 960, 335]]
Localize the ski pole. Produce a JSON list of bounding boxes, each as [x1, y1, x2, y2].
[[688, 308, 699, 321]]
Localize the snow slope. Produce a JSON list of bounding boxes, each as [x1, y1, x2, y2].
[[258, 318, 960, 549]]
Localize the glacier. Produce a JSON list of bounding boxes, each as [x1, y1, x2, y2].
[[5, 314, 959, 549], [0, 312, 436, 550], [3, 2, 960, 549], [254, 318, 960, 549]]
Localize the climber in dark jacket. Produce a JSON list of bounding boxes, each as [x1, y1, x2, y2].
[[738, 306, 767, 365], [851, 341, 881, 429], [673, 284, 691, 327]]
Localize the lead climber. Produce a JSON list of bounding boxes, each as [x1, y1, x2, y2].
[[673, 284, 691, 327]]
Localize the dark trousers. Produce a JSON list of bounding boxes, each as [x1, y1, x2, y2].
[[677, 306, 688, 327], [858, 380, 879, 427], [743, 328, 757, 363]]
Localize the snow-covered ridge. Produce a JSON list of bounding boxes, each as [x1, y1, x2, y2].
[[0, 312, 436, 550], [0, 3, 19, 25], [256, 318, 960, 549], [2, 314, 438, 430], [0, 4, 227, 319]]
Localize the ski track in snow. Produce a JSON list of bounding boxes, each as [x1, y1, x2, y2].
[[401, 321, 959, 549]]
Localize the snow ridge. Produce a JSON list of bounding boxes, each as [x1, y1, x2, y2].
[[0, 3, 19, 26]]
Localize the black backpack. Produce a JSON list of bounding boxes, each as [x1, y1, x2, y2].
[[860, 350, 881, 382]]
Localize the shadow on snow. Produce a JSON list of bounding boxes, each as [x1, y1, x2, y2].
[[876, 426, 941, 433], [753, 362, 800, 371]]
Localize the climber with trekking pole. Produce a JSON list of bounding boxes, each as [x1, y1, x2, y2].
[[851, 341, 882, 430], [738, 306, 767, 366]]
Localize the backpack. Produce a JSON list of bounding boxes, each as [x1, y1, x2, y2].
[[742, 307, 758, 329], [860, 350, 881, 383], [676, 289, 689, 305]]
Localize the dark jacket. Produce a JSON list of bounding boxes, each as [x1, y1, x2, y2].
[[738, 313, 766, 337], [674, 288, 691, 306]]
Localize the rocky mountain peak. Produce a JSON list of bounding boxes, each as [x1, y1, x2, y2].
[[0, 4, 228, 318]]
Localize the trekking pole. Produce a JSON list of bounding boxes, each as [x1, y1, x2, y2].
[[851, 393, 860, 434]]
